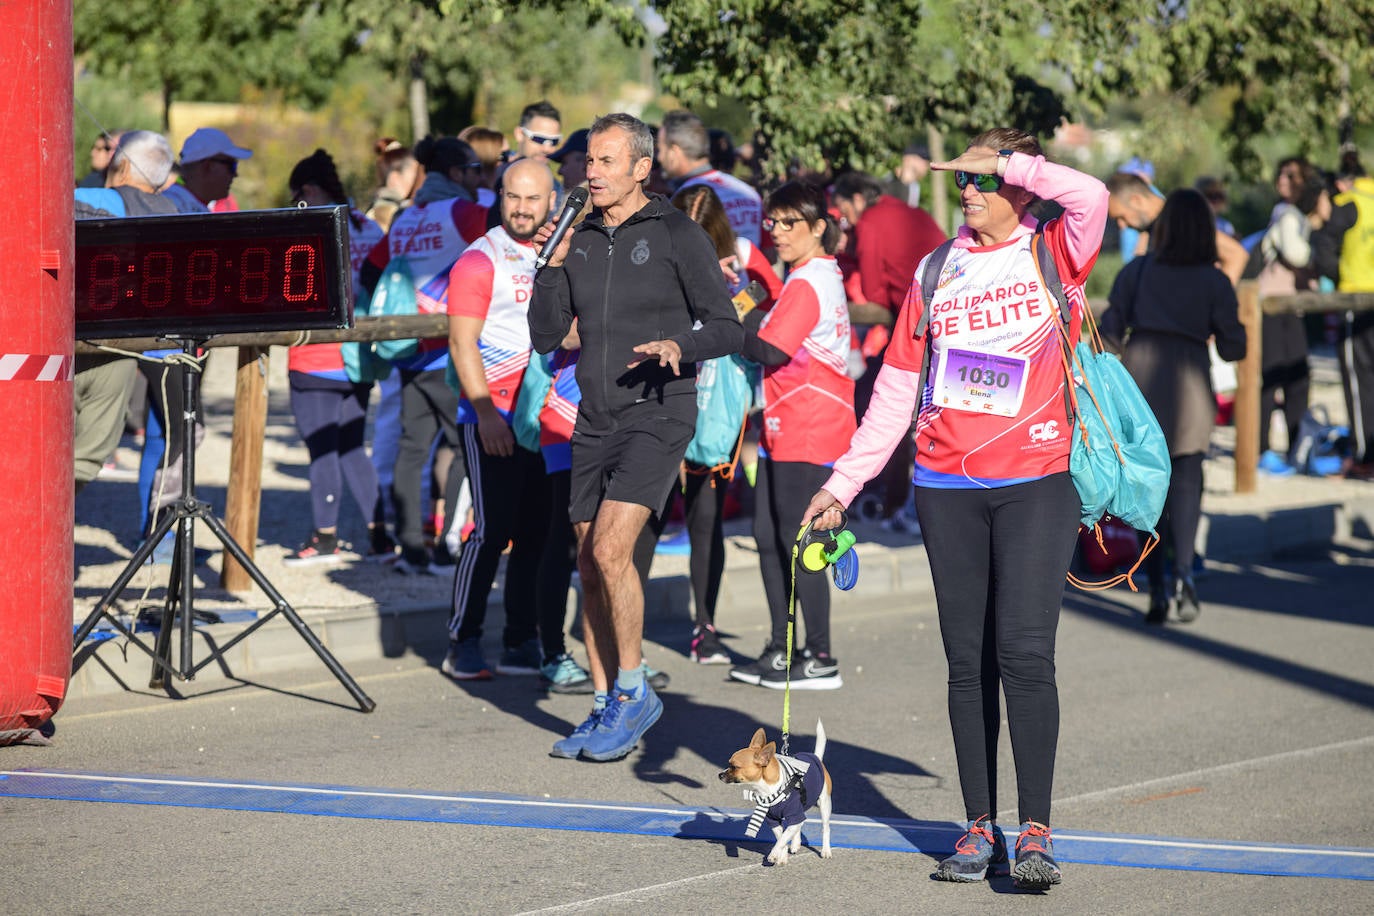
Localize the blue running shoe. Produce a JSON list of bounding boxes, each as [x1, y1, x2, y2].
[[549, 708, 604, 759], [1258, 450, 1297, 476], [1012, 821, 1062, 890], [580, 684, 663, 762], [440, 638, 493, 681], [934, 815, 1008, 882]]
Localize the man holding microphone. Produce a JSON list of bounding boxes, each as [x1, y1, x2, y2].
[[528, 113, 742, 762]]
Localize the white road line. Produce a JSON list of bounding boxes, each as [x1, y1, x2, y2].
[[1024, 733, 1374, 814], [513, 863, 762, 914], [0, 770, 724, 818]]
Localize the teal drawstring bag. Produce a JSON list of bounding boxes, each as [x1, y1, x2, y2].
[[342, 286, 393, 384], [1061, 337, 1171, 533], [684, 353, 754, 477], [510, 350, 554, 454], [1028, 234, 1169, 590], [370, 254, 421, 362]]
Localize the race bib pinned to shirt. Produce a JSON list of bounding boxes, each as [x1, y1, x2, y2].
[[931, 346, 1029, 417]]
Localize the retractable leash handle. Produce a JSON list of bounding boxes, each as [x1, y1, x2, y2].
[[797, 512, 860, 590]]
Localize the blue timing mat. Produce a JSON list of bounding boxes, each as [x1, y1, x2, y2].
[[2, 769, 1370, 881]]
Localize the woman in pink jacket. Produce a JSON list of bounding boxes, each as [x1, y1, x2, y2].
[[804, 127, 1108, 891]]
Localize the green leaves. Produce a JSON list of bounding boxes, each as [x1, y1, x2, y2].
[[1051, 0, 1374, 172], [654, 0, 1073, 177]]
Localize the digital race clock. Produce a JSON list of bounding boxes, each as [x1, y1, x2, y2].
[[74, 206, 353, 340]]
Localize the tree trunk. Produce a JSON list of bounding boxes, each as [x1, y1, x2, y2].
[[408, 55, 429, 142], [161, 82, 173, 134], [927, 124, 950, 235]]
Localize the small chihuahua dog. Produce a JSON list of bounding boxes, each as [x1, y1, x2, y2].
[[719, 720, 832, 865]]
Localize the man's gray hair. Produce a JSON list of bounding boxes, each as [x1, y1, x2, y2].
[[659, 109, 709, 162], [590, 113, 654, 164], [111, 130, 174, 189]]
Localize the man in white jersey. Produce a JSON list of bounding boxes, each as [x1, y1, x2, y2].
[[441, 159, 558, 681], [657, 109, 763, 246]]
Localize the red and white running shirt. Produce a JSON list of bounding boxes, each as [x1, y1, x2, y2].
[[447, 225, 537, 423], [756, 255, 856, 465]]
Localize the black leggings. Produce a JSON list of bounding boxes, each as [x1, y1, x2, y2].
[[913, 472, 1080, 826], [1145, 453, 1204, 586], [1260, 362, 1310, 458], [392, 368, 465, 556], [754, 459, 832, 656], [288, 372, 378, 532], [633, 463, 731, 628], [537, 470, 575, 659]]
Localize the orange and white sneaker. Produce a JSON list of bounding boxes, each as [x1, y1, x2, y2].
[[1012, 821, 1062, 890]]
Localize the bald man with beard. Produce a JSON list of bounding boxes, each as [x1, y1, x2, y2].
[[441, 159, 561, 683]]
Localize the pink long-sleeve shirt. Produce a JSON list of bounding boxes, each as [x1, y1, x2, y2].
[[823, 153, 1108, 504]]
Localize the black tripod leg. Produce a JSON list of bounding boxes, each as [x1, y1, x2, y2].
[[73, 508, 178, 648], [201, 513, 376, 712], [148, 513, 193, 689]]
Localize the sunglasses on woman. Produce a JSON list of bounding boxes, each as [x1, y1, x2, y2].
[[954, 171, 1004, 193]]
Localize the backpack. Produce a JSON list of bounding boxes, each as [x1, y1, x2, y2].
[[510, 350, 554, 454], [369, 254, 421, 362], [342, 286, 393, 384], [916, 232, 1170, 591], [685, 353, 755, 479]]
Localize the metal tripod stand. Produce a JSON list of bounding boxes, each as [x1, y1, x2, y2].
[[72, 341, 375, 712]]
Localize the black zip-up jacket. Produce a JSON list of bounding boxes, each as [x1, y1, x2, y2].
[[529, 194, 743, 433]]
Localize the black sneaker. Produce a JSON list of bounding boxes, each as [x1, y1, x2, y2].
[[758, 650, 842, 690], [431, 540, 457, 570], [690, 624, 730, 664], [284, 531, 341, 567], [367, 526, 397, 564], [394, 547, 436, 576], [729, 644, 789, 686]]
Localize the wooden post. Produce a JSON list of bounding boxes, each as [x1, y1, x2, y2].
[[1233, 282, 1261, 494], [220, 347, 269, 591]]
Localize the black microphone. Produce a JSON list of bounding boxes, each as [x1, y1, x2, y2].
[[535, 187, 590, 271]]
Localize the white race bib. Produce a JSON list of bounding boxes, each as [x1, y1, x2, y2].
[[931, 346, 1030, 418]]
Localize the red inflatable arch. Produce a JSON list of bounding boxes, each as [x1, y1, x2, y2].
[[0, 1, 74, 743]]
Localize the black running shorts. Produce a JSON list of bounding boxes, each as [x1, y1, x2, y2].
[[568, 407, 696, 524]]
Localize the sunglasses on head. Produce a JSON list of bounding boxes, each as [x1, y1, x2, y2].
[[954, 171, 1003, 193], [762, 215, 805, 232], [526, 131, 561, 147]]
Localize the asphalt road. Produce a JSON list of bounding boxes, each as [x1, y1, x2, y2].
[[6, 543, 1374, 914]]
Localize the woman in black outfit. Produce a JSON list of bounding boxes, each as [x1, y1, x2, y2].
[[1101, 189, 1247, 623]]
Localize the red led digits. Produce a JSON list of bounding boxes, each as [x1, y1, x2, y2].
[[186, 248, 219, 307], [75, 209, 347, 339], [141, 251, 173, 308], [239, 246, 271, 304], [88, 253, 121, 310], [282, 244, 317, 303]]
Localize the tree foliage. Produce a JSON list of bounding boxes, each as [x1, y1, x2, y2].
[[652, 0, 1069, 177], [1039, 1, 1374, 172], [73, 1, 355, 128]]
